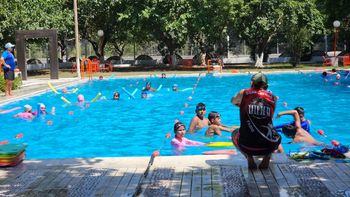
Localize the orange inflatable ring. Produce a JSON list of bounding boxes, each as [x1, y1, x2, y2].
[[231, 69, 239, 73]]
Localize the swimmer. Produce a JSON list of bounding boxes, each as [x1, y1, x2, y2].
[[205, 111, 234, 137], [33, 103, 55, 115], [142, 81, 157, 92], [62, 87, 68, 94], [113, 91, 120, 100], [99, 76, 104, 80], [141, 91, 148, 99], [161, 73, 167, 78], [188, 103, 209, 133], [14, 104, 34, 119], [276, 109, 322, 145], [77, 94, 85, 105], [172, 84, 182, 92], [171, 122, 205, 147]]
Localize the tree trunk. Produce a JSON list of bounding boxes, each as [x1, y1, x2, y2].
[[254, 52, 264, 67]]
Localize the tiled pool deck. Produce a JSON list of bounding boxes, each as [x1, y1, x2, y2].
[[1, 74, 350, 196]]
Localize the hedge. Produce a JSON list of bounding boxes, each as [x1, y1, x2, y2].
[[0, 73, 22, 92]]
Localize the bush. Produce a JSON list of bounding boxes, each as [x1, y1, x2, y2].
[[0, 73, 22, 92]]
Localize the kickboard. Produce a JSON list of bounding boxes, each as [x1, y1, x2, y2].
[[0, 144, 27, 157], [202, 149, 237, 155], [0, 152, 25, 164], [206, 142, 234, 147]]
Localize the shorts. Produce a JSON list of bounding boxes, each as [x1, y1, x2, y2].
[[231, 128, 279, 156], [3, 68, 14, 81]]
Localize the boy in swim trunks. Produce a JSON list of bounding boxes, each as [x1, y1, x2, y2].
[[205, 111, 235, 136], [188, 103, 209, 133], [231, 72, 281, 170], [276, 109, 321, 145]]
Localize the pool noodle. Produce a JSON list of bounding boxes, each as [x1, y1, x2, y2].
[[131, 88, 138, 96], [182, 88, 193, 92], [0, 107, 21, 114], [122, 88, 135, 99], [72, 88, 79, 93], [91, 92, 102, 102], [36, 104, 41, 117], [157, 85, 162, 91], [48, 82, 60, 94], [60, 96, 71, 104]]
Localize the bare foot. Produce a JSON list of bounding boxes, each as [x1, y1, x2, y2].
[[247, 156, 257, 170], [259, 155, 271, 169]]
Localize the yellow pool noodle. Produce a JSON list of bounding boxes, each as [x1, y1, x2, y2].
[[48, 82, 60, 94], [91, 92, 102, 102], [72, 88, 79, 93], [60, 96, 71, 104]]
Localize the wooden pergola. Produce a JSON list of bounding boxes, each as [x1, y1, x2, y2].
[[15, 29, 59, 80]]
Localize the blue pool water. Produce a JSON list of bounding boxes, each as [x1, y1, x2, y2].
[[1, 72, 350, 159]]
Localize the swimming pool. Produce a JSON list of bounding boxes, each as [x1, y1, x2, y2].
[[1, 72, 349, 159]]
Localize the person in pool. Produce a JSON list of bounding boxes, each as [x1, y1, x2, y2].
[[276, 109, 321, 145], [142, 81, 157, 92], [231, 72, 281, 170], [172, 84, 182, 92], [77, 94, 85, 105], [188, 102, 209, 133], [205, 111, 235, 137], [275, 107, 310, 133], [14, 104, 34, 119], [33, 103, 55, 115], [112, 91, 120, 100], [171, 122, 205, 147], [141, 91, 148, 99]]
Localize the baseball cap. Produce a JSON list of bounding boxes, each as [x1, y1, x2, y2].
[[24, 104, 32, 112], [251, 72, 268, 85], [5, 42, 15, 49]]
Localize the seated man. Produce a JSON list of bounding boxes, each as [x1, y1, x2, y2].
[[205, 111, 234, 136], [275, 107, 310, 132], [188, 103, 209, 133], [276, 109, 322, 145]]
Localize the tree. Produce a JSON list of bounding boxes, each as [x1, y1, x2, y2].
[[186, 0, 235, 56], [139, 0, 192, 64], [0, 0, 73, 58], [282, 0, 323, 66], [316, 0, 350, 52], [77, 0, 137, 59]]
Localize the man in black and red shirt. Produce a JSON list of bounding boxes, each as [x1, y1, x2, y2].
[[231, 72, 281, 170]]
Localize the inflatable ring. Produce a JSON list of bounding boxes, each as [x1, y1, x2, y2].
[[231, 69, 239, 73]]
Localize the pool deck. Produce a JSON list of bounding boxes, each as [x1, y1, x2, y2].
[[1, 74, 350, 196], [1, 154, 350, 196]]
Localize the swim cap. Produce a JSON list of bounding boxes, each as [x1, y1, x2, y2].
[[24, 104, 32, 112], [39, 103, 46, 108], [174, 122, 186, 133], [251, 72, 268, 86], [195, 102, 206, 112], [173, 84, 178, 87], [78, 94, 85, 102]]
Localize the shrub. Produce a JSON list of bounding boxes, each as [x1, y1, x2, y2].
[[0, 73, 22, 92]]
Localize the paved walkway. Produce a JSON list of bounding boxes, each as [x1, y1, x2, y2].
[[1, 154, 349, 196]]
